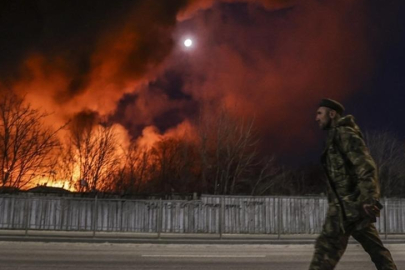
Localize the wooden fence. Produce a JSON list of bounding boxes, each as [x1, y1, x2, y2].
[[0, 194, 404, 234]]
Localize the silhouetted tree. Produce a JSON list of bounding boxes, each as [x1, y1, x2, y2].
[[365, 130, 405, 197], [148, 138, 199, 194], [112, 143, 150, 194], [65, 116, 121, 192], [198, 108, 265, 195], [0, 93, 62, 189]]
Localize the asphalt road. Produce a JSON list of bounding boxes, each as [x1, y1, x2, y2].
[[0, 242, 404, 270]]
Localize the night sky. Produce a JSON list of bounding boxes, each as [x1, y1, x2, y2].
[[1, 0, 404, 166]]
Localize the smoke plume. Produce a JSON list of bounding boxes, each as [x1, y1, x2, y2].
[[0, 0, 401, 161]]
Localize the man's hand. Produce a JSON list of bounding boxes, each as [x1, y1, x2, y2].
[[363, 204, 380, 218]]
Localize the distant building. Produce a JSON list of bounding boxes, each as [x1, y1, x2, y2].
[[27, 186, 71, 194], [0, 186, 20, 193]]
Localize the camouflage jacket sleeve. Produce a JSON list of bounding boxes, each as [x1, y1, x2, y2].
[[336, 127, 379, 204]]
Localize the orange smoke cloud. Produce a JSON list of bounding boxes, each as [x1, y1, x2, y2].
[[136, 120, 197, 150], [178, 0, 296, 20], [168, 0, 375, 153], [136, 126, 163, 150], [5, 1, 189, 128], [0, 0, 387, 165]]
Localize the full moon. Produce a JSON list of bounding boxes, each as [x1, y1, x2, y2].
[[184, 39, 193, 47]]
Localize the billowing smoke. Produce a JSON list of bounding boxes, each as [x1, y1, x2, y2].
[[177, 0, 296, 20], [111, 0, 378, 155], [0, 0, 401, 162]]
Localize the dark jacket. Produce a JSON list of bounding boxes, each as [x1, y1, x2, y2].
[[321, 115, 380, 230]]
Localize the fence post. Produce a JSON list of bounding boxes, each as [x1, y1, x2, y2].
[[92, 195, 98, 238], [384, 198, 388, 240], [278, 197, 282, 239], [120, 200, 124, 232], [158, 199, 162, 239], [219, 197, 224, 239], [24, 195, 31, 237]]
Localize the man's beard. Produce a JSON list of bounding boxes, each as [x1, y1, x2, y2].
[[322, 118, 332, 130]]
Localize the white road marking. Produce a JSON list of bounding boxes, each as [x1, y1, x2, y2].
[[142, 254, 266, 258]]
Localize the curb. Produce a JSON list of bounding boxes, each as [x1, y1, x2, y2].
[[0, 236, 314, 245], [1, 235, 404, 245]]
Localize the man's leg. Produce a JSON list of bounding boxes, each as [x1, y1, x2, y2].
[[309, 215, 349, 270], [351, 224, 397, 270]]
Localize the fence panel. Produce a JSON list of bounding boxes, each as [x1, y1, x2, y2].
[[0, 196, 27, 229], [1, 195, 404, 234], [202, 195, 329, 234], [161, 200, 218, 233], [385, 198, 405, 234]]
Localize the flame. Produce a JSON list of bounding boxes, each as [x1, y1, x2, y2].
[[1, 0, 382, 180]]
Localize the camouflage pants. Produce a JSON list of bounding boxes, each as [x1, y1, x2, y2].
[[308, 214, 397, 270]]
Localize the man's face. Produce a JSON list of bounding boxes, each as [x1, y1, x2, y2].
[[316, 107, 331, 130]]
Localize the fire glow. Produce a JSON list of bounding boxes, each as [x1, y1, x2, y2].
[[0, 0, 381, 191]]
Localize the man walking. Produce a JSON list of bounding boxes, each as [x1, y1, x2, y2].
[[309, 98, 397, 270]]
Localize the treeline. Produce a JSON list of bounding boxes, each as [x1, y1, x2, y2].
[[1, 93, 405, 197]]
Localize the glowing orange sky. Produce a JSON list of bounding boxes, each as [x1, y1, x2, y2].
[[1, 0, 401, 165]]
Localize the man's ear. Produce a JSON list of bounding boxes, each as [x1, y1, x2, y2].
[[329, 110, 337, 119]]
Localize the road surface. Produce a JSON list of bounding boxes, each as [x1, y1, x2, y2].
[[0, 241, 404, 269]]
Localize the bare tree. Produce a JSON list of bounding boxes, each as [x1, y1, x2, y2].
[[250, 156, 281, 195], [66, 119, 121, 192], [112, 142, 150, 194], [148, 138, 199, 194], [364, 130, 405, 197], [0, 93, 62, 189], [53, 142, 78, 191], [198, 108, 263, 195]]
